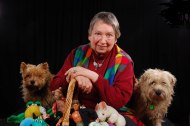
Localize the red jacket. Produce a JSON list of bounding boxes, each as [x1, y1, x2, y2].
[[50, 44, 135, 109]]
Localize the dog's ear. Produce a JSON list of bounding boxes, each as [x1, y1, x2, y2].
[[139, 69, 151, 83], [20, 62, 27, 73], [164, 71, 177, 87], [139, 69, 157, 86], [133, 78, 139, 91], [39, 62, 49, 70]]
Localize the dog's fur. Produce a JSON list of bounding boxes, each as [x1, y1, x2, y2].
[[133, 69, 176, 126], [20, 62, 54, 108]]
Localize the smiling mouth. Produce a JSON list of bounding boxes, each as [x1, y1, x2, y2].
[[97, 45, 107, 49]]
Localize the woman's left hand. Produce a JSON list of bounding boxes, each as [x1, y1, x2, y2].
[[75, 75, 93, 94], [65, 66, 99, 83]]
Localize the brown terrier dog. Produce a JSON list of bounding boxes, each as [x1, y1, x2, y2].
[[134, 68, 176, 126], [20, 62, 54, 108]]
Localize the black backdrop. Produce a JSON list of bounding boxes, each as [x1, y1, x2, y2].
[[0, 0, 189, 125]]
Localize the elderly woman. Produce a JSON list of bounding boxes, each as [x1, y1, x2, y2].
[[50, 12, 142, 125]]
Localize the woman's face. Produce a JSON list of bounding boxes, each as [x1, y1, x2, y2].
[[88, 20, 117, 56]]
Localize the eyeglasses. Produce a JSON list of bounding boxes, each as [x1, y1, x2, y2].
[[93, 32, 115, 41]]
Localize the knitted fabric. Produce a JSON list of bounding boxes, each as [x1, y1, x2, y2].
[[73, 44, 132, 85]]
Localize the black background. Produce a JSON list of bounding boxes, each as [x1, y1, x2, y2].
[[0, 0, 189, 125]]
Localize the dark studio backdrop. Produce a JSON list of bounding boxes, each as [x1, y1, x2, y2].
[[0, 0, 189, 125]]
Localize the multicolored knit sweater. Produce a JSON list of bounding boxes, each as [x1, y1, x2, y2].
[[73, 44, 133, 85]]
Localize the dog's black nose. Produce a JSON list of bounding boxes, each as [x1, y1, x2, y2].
[[30, 80, 35, 85], [156, 90, 161, 96]]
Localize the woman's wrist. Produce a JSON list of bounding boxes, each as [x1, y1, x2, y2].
[[91, 71, 99, 83]]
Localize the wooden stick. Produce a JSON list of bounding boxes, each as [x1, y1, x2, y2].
[[56, 79, 76, 126]]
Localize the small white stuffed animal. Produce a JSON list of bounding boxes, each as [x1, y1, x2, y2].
[[95, 101, 126, 126], [89, 121, 109, 126]]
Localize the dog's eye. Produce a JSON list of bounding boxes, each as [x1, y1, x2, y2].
[[38, 74, 42, 78], [102, 113, 105, 116], [150, 81, 155, 85], [25, 74, 31, 79]]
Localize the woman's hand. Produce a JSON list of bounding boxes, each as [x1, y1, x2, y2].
[[75, 76, 93, 94], [65, 67, 94, 94], [65, 66, 99, 83]]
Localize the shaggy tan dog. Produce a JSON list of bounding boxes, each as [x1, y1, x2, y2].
[[134, 68, 176, 126], [20, 62, 54, 108]]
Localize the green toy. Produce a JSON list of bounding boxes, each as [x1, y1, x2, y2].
[[7, 101, 52, 124], [7, 112, 25, 124]]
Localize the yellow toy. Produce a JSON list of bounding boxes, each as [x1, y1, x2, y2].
[[25, 101, 41, 118]]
